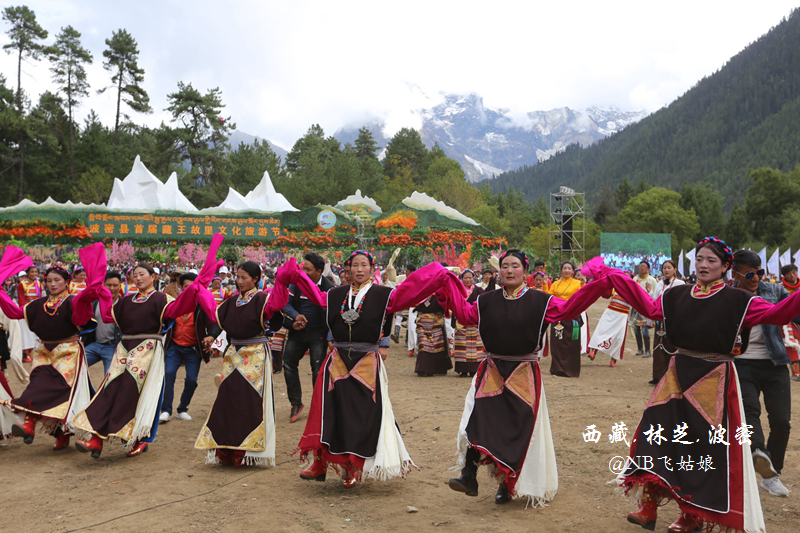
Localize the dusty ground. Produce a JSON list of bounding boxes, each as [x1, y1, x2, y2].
[[3, 300, 799, 533]]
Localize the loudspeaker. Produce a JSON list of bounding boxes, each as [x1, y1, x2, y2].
[[561, 214, 573, 251]]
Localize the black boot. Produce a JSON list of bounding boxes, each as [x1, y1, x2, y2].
[[495, 484, 511, 504], [634, 326, 644, 355], [448, 449, 479, 496], [643, 335, 651, 358], [391, 325, 400, 343]]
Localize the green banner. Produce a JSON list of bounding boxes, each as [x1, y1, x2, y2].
[[85, 213, 283, 241]]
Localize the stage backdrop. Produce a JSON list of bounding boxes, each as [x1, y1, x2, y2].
[[600, 233, 672, 273]]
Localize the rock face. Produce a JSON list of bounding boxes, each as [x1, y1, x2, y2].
[[334, 93, 646, 182]]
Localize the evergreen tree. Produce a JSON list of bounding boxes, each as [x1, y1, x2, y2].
[[228, 139, 283, 195], [678, 183, 724, 240], [48, 25, 93, 181], [383, 127, 431, 185], [98, 29, 151, 142], [2, 5, 48, 200], [166, 82, 235, 207], [354, 126, 379, 159], [724, 203, 750, 250]]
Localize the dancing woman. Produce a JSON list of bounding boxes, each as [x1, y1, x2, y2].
[[547, 261, 585, 377], [583, 237, 798, 533], [0, 244, 106, 450], [436, 250, 612, 505], [413, 292, 451, 376], [195, 260, 292, 467], [72, 236, 223, 458], [452, 269, 485, 377], [288, 250, 452, 488]]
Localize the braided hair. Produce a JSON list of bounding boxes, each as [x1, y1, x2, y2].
[[695, 236, 733, 268]]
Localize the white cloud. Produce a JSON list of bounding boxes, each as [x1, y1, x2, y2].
[[0, 0, 796, 148]]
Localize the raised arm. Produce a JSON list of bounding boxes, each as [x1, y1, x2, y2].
[[0, 245, 34, 320], [71, 243, 108, 326], [285, 258, 328, 308], [582, 257, 663, 320], [743, 291, 800, 327], [387, 262, 461, 314], [263, 261, 293, 318], [544, 276, 615, 322], [165, 234, 224, 320]]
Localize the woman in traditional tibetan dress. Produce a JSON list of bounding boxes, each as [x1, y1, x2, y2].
[[649, 260, 685, 384], [438, 250, 611, 505], [73, 236, 223, 458], [452, 269, 484, 377], [195, 260, 291, 467], [547, 261, 585, 377], [583, 237, 795, 533], [0, 244, 105, 450], [292, 250, 450, 488], [587, 289, 631, 367], [414, 293, 451, 376]]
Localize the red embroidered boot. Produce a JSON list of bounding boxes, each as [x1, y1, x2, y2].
[[12, 414, 38, 444], [626, 482, 659, 530], [52, 429, 71, 451], [126, 441, 149, 457], [75, 435, 104, 459], [299, 451, 327, 481], [667, 513, 702, 533], [342, 466, 359, 489]]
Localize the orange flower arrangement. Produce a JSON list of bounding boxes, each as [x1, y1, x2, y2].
[[376, 210, 417, 230], [0, 224, 92, 239]]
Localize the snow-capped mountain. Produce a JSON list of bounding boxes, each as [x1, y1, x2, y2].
[[335, 94, 647, 182]]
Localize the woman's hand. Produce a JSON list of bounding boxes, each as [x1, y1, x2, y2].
[[379, 346, 388, 360]]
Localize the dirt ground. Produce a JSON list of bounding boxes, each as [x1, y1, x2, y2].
[[3, 300, 799, 533]]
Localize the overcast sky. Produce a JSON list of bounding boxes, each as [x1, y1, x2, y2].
[[1, 1, 797, 149]]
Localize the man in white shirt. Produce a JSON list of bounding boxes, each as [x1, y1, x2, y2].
[[632, 261, 657, 357]]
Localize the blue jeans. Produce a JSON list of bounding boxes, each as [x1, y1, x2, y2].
[[164, 343, 201, 415], [85, 342, 116, 375]]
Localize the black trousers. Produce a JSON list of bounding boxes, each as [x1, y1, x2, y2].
[[734, 359, 792, 473], [282, 328, 327, 407]]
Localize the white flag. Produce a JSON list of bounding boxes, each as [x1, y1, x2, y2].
[[767, 248, 780, 275], [794, 248, 800, 266], [758, 247, 768, 272], [780, 248, 792, 268], [686, 248, 696, 277], [678, 249, 685, 277]]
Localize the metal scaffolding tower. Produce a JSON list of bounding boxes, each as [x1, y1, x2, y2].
[[549, 186, 585, 264]]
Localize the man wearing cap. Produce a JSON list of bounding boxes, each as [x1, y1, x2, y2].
[[164, 268, 185, 299]]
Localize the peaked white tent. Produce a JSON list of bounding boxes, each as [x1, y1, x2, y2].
[[106, 156, 198, 212], [205, 171, 298, 213]]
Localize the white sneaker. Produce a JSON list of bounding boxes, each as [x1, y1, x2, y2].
[[176, 412, 192, 421], [760, 476, 790, 497], [752, 449, 778, 479], [159, 411, 170, 423]]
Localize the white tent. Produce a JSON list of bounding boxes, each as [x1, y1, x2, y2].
[[204, 170, 298, 213], [106, 156, 198, 212]]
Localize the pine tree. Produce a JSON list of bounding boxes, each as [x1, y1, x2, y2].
[[2, 5, 48, 200], [99, 29, 151, 142], [48, 25, 93, 181]]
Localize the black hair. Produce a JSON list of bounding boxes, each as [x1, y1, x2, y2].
[[105, 271, 122, 282], [180, 272, 198, 285], [781, 264, 798, 276], [560, 260, 576, 272], [405, 264, 417, 273], [439, 261, 449, 267], [45, 265, 71, 282], [304, 252, 325, 272], [534, 261, 546, 267], [133, 262, 155, 276], [639, 260, 650, 269], [481, 268, 493, 275], [733, 249, 762, 270], [237, 261, 262, 283], [696, 237, 733, 268]]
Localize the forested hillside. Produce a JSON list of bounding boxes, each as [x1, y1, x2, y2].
[[490, 9, 800, 209]]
